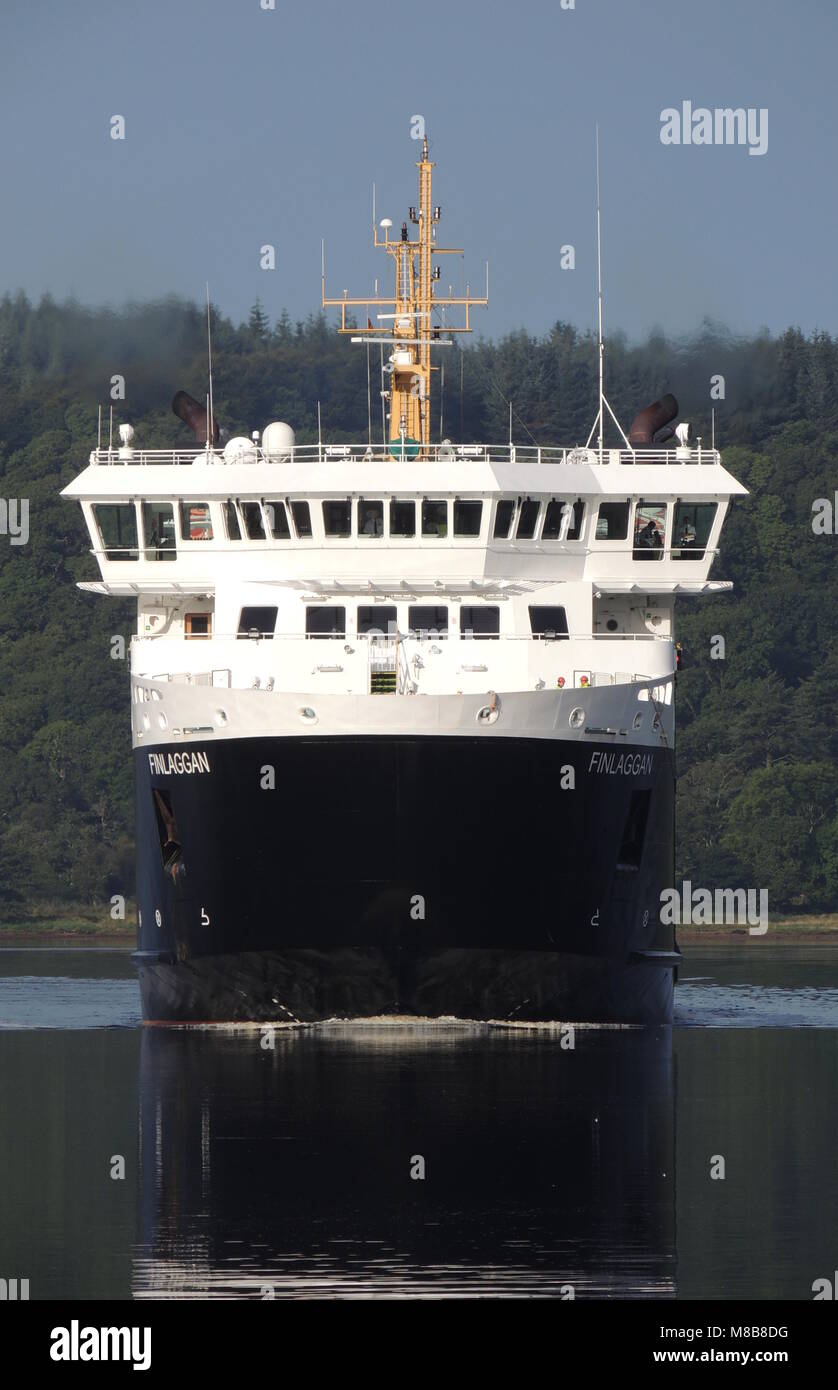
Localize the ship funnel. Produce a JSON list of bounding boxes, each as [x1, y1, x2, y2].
[[628, 393, 678, 447], [172, 390, 220, 444]]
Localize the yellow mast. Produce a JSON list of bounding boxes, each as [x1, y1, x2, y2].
[[322, 137, 487, 457]]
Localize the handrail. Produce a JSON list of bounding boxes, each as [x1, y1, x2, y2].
[[132, 630, 668, 645], [89, 442, 722, 468], [91, 542, 720, 560]]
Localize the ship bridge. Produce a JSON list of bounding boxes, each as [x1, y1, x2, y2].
[[61, 135, 747, 710]]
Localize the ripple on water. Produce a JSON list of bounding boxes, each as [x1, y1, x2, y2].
[[0, 977, 141, 1030], [675, 981, 838, 1027]]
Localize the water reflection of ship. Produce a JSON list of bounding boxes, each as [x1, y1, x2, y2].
[[134, 1025, 675, 1298]]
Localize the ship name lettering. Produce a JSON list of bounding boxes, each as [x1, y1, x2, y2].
[[588, 751, 654, 776], [148, 750, 211, 775]]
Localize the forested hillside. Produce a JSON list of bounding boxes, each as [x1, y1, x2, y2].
[[1, 292, 837, 914]]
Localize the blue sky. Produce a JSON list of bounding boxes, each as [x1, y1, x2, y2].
[[0, 0, 834, 340]]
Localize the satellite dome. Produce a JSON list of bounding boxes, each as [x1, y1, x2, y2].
[[262, 421, 295, 462], [223, 436, 257, 465]]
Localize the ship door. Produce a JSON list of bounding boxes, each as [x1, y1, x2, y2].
[[185, 612, 212, 639]]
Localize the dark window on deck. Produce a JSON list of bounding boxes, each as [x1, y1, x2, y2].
[[408, 605, 448, 639], [493, 499, 515, 538], [633, 502, 666, 561], [241, 502, 266, 540], [322, 500, 351, 537], [237, 606, 278, 639], [528, 605, 569, 640], [515, 499, 540, 539], [265, 501, 290, 538], [306, 606, 346, 638], [596, 501, 630, 540], [357, 605, 398, 637], [359, 499, 384, 536], [93, 503, 138, 561], [673, 502, 717, 561], [390, 500, 416, 536], [422, 500, 448, 537], [453, 500, 483, 536], [461, 605, 500, 639], [141, 502, 176, 561], [290, 501, 312, 538], [223, 501, 242, 540], [178, 502, 213, 541], [542, 498, 585, 541]]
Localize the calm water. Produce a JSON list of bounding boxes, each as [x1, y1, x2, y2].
[[0, 945, 835, 1299]]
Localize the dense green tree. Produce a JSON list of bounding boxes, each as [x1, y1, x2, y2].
[[1, 293, 837, 914]]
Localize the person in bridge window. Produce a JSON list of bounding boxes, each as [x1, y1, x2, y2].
[[678, 518, 697, 547], [636, 518, 662, 550], [362, 507, 383, 536]]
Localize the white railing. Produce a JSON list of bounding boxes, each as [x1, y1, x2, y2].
[[133, 630, 665, 646], [89, 441, 722, 468]]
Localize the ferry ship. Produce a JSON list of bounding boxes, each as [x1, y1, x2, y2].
[[63, 138, 746, 1024]]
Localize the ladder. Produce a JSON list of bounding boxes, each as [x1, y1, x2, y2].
[[369, 636, 397, 694]]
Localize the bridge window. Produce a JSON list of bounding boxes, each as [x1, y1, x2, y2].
[[93, 503, 138, 561], [322, 500, 351, 537], [265, 501, 290, 539], [306, 606, 346, 638], [358, 605, 397, 637], [290, 501, 312, 538], [359, 499, 384, 536], [516, 499, 540, 539], [454, 500, 483, 536], [178, 502, 213, 541], [493, 499, 515, 538], [237, 606, 278, 639], [422, 500, 448, 537], [543, 498, 585, 541], [223, 502, 242, 540], [408, 605, 448, 639], [141, 502, 176, 561], [633, 502, 666, 561], [390, 500, 416, 536], [241, 502, 266, 540], [673, 501, 717, 561], [595, 501, 629, 540], [461, 605, 500, 639], [528, 605, 569, 640]]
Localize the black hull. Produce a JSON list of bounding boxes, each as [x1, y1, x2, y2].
[[134, 733, 676, 1024]]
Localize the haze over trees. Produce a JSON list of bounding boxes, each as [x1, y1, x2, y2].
[[0, 292, 836, 915]]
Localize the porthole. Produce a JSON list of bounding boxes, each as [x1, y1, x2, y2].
[[157, 713, 168, 730], [633, 712, 644, 730], [606, 619, 618, 632], [300, 706, 318, 723], [215, 709, 228, 727], [476, 704, 499, 725], [569, 707, 585, 729], [142, 713, 151, 730]]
